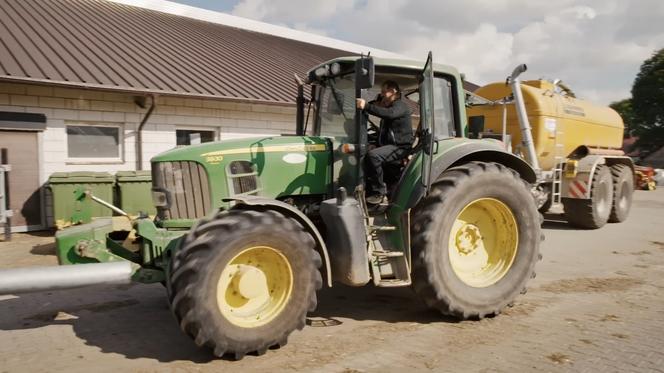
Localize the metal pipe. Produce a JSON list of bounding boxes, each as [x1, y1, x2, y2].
[[501, 100, 508, 151], [136, 95, 156, 171], [508, 64, 540, 171], [88, 193, 129, 217], [1, 148, 11, 240], [0, 262, 134, 295]]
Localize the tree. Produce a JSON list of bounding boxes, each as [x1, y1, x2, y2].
[[609, 98, 634, 138], [631, 48, 664, 154]]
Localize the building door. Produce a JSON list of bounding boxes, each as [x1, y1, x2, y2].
[[0, 130, 42, 230]]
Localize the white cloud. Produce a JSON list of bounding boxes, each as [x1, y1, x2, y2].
[[231, 0, 664, 104], [399, 23, 514, 81], [232, 0, 356, 24]]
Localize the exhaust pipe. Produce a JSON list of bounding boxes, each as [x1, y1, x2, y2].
[[0, 262, 133, 295], [508, 64, 540, 172]]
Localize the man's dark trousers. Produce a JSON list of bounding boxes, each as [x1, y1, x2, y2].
[[365, 145, 409, 196]]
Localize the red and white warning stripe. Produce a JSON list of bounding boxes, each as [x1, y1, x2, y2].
[[568, 179, 588, 198]]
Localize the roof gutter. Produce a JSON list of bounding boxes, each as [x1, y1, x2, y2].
[[135, 95, 156, 171], [0, 76, 296, 106]]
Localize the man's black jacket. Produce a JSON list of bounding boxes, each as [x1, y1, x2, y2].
[[365, 99, 413, 147]]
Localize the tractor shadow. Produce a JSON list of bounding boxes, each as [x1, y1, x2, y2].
[[0, 283, 215, 363], [0, 282, 458, 363], [310, 284, 460, 325]]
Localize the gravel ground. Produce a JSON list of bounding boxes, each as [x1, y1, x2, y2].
[[1, 189, 663, 372]]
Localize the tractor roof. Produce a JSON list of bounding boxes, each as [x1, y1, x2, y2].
[[307, 56, 461, 78]]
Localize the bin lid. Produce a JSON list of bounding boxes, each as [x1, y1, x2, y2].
[[48, 171, 115, 183], [116, 170, 152, 182]]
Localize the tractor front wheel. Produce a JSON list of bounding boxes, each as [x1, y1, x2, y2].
[[168, 209, 322, 359], [411, 162, 541, 319]]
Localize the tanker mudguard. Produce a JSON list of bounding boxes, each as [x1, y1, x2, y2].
[[223, 195, 333, 287]]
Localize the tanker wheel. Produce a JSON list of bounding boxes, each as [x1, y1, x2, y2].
[[168, 209, 322, 359], [411, 161, 541, 319], [608, 164, 634, 223], [562, 165, 614, 229]]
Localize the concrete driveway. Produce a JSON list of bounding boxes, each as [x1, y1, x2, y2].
[[1, 190, 663, 372]]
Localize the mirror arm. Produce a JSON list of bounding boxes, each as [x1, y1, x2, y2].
[[295, 81, 305, 135]]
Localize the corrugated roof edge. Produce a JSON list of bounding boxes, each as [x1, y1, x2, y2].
[[0, 76, 297, 106], [108, 0, 408, 60]]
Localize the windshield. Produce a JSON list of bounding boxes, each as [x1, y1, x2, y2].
[[317, 73, 357, 142]]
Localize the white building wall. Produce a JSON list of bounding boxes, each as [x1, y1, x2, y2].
[[0, 82, 296, 177], [0, 82, 297, 228]]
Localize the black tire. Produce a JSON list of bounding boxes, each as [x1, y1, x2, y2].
[[562, 165, 614, 229], [608, 164, 634, 223], [411, 161, 541, 319], [168, 209, 322, 359]]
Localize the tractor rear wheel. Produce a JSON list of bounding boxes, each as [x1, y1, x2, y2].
[[608, 164, 633, 223], [562, 165, 614, 229], [168, 209, 322, 359], [411, 162, 541, 319]]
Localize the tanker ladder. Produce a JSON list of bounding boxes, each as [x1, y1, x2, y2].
[[551, 130, 565, 208]]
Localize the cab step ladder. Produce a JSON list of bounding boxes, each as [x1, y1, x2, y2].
[[367, 222, 411, 287], [551, 130, 565, 207]]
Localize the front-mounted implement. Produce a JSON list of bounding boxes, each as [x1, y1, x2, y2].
[[1, 53, 542, 359]]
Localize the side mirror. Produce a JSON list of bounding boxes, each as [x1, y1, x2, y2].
[[354, 57, 375, 90]]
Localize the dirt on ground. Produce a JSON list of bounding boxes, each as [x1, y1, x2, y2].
[[1, 190, 664, 372]]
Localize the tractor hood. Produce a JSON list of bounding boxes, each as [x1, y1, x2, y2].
[[150, 136, 332, 211]]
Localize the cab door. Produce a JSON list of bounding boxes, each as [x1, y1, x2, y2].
[[419, 52, 436, 195]]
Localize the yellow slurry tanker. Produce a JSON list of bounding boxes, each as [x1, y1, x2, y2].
[[467, 65, 633, 229]]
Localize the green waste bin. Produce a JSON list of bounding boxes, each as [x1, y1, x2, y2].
[[48, 171, 115, 229], [115, 170, 156, 217]]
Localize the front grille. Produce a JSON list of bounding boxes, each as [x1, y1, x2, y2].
[[152, 161, 211, 220]]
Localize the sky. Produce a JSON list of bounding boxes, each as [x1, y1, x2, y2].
[[174, 0, 663, 105]]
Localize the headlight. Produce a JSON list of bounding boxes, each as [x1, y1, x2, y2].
[[330, 62, 341, 75], [151, 189, 170, 208], [314, 65, 328, 78]]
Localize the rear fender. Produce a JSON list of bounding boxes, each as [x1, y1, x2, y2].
[[395, 142, 537, 210], [563, 155, 633, 199]]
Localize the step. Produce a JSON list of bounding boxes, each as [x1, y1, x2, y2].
[[372, 250, 404, 258], [376, 279, 411, 287], [371, 225, 396, 232]]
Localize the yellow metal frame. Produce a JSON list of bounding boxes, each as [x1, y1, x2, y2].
[[216, 246, 293, 328], [448, 198, 519, 288]]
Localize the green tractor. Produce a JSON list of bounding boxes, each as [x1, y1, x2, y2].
[[0, 53, 542, 359]]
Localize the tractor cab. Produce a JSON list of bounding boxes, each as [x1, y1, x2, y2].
[[297, 53, 465, 206]]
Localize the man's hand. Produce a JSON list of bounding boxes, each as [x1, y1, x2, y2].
[[356, 98, 366, 110]]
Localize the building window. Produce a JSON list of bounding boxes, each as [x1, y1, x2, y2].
[[176, 128, 216, 146], [66, 124, 122, 161]]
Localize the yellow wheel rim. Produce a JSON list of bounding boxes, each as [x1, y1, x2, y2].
[[448, 198, 519, 288], [216, 246, 293, 328]]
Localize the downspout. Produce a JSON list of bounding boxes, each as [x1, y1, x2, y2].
[[508, 64, 540, 172], [135, 95, 156, 171]]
